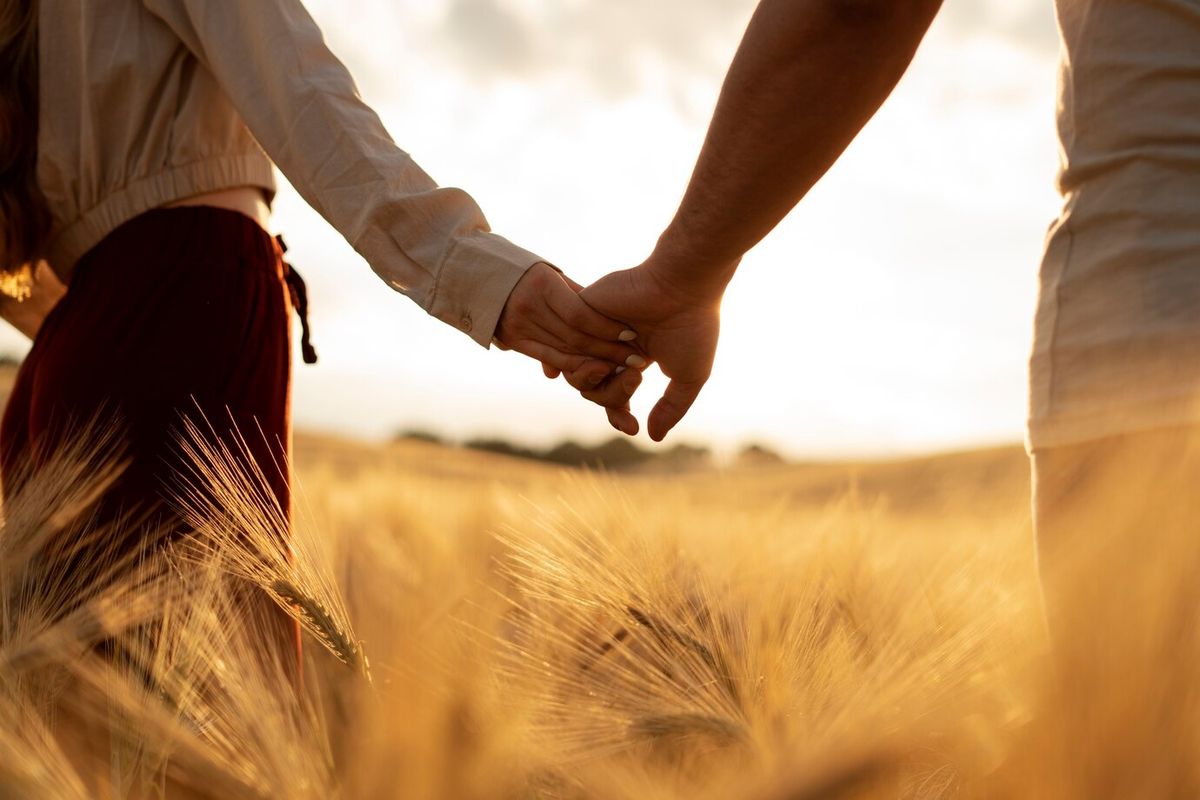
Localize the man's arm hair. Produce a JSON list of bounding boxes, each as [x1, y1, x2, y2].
[[650, 0, 945, 295]]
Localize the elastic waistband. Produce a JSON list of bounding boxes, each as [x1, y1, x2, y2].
[[47, 153, 278, 281]]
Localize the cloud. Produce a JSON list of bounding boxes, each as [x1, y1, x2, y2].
[[439, 0, 537, 77], [937, 0, 1060, 58], [427, 0, 1060, 109], [314, 0, 1059, 110], [434, 0, 756, 97]]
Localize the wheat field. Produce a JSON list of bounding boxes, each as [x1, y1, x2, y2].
[[0, 411, 1197, 799]]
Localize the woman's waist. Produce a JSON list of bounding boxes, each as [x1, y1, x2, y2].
[[164, 187, 272, 231], [43, 154, 278, 283], [71, 205, 286, 292]]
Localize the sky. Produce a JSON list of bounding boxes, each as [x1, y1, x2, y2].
[[275, 0, 1065, 458], [10, 0, 1066, 458]]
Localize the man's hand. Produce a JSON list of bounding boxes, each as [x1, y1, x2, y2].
[[577, 258, 725, 442], [494, 262, 644, 388]]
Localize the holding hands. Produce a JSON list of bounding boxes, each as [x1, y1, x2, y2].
[[494, 253, 731, 443], [493, 0, 944, 439], [575, 256, 727, 442], [493, 262, 645, 391]]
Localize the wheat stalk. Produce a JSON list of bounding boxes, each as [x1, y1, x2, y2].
[[269, 578, 368, 678], [167, 412, 368, 681]]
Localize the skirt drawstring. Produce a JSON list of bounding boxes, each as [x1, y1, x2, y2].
[[275, 235, 318, 365]]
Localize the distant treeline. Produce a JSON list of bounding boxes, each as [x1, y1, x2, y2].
[[396, 429, 785, 471]]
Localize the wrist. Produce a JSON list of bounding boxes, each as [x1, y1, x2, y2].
[[642, 231, 738, 307]]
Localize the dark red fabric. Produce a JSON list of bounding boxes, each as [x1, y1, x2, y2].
[[0, 206, 300, 664], [1, 206, 293, 515]]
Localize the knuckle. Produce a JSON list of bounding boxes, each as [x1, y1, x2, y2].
[[537, 270, 559, 293]]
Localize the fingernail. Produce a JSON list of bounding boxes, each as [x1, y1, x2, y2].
[[618, 329, 638, 342], [625, 354, 647, 368], [614, 366, 627, 374], [588, 373, 603, 386]]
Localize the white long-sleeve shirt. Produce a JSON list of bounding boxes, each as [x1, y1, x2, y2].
[[40, 0, 540, 346]]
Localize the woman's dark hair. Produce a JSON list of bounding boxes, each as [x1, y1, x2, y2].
[[0, 0, 46, 296]]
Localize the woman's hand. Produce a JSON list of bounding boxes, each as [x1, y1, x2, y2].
[[494, 262, 645, 389], [573, 257, 727, 441]]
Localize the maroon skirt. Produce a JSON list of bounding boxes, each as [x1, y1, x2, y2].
[[0, 206, 308, 662], [2, 206, 298, 515]]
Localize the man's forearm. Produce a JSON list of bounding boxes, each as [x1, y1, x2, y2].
[[651, 0, 943, 293]]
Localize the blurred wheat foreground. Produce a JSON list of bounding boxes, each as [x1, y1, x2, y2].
[[0, 420, 1195, 799]]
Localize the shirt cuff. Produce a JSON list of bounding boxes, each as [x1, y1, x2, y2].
[[428, 231, 544, 348]]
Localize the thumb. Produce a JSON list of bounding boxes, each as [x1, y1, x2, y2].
[[647, 378, 705, 442], [579, 268, 639, 319]]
